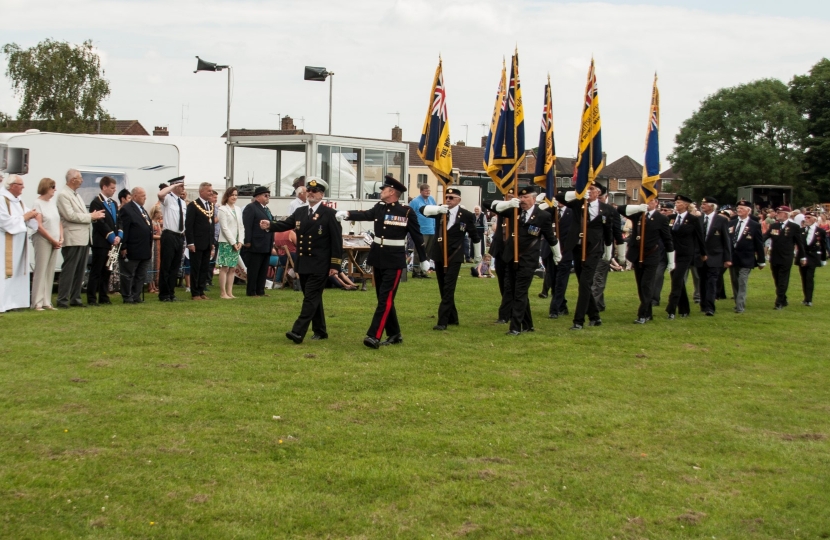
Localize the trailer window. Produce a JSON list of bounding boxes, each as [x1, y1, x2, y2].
[[78, 172, 127, 207], [318, 145, 360, 199]]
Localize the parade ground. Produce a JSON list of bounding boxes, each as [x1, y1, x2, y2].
[[2, 270, 829, 539]]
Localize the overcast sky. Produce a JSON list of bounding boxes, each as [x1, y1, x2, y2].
[[1, 0, 828, 167]]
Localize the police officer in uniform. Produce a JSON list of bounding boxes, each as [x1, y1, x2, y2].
[[261, 177, 343, 343], [418, 187, 482, 331], [764, 205, 806, 309], [795, 211, 827, 306], [336, 175, 429, 349], [489, 188, 514, 323]]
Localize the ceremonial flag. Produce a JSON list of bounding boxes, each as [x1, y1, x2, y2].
[[572, 59, 603, 198], [640, 74, 660, 202], [417, 58, 453, 187], [533, 75, 556, 205], [485, 51, 525, 194]]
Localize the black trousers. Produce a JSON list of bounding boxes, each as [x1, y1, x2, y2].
[[633, 262, 658, 319], [294, 272, 329, 337], [159, 231, 184, 300], [799, 264, 815, 303], [699, 265, 720, 313], [549, 259, 571, 315], [504, 262, 535, 332], [652, 260, 667, 305], [87, 246, 112, 303], [572, 247, 601, 325], [189, 247, 212, 297], [368, 267, 404, 340], [245, 251, 270, 296], [494, 257, 510, 321], [666, 259, 692, 316], [435, 261, 462, 326], [771, 263, 792, 306], [541, 253, 554, 295], [120, 258, 150, 302]]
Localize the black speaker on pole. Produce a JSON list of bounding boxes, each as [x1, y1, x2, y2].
[[195, 56, 219, 73], [304, 66, 329, 81]]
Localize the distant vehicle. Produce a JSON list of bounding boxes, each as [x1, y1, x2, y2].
[[736, 185, 793, 210]]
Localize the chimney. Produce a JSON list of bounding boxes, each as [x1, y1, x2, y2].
[[455, 140, 465, 147], [281, 115, 296, 131], [153, 126, 169, 136], [481, 135, 487, 148], [391, 125, 402, 142]]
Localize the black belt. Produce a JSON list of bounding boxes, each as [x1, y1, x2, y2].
[[162, 229, 184, 236]]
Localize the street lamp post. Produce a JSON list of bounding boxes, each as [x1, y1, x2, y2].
[[195, 56, 232, 188], [304, 66, 334, 135]]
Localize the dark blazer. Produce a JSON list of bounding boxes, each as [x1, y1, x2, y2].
[[697, 213, 732, 268], [268, 204, 343, 274], [555, 194, 613, 255], [496, 205, 557, 266], [242, 201, 275, 254], [617, 206, 674, 265], [668, 212, 706, 263], [796, 226, 827, 268], [545, 205, 575, 262], [419, 206, 481, 266], [764, 220, 805, 266], [119, 201, 153, 261], [488, 208, 509, 258], [89, 193, 121, 248], [348, 201, 426, 269], [185, 199, 215, 251], [603, 202, 625, 246], [729, 218, 764, 268]]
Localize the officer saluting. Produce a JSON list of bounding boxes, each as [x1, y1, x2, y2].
[[418, 187, 482, 331], [336, 175, 429, 349]]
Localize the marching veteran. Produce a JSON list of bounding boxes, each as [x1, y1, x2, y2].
[[0, 175, 40, 312], [335, 175, 430, 349], [261, 177, 343, 344], [418, 187, 482, 331]]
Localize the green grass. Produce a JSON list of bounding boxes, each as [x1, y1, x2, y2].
[[2, 268, 829, 539]]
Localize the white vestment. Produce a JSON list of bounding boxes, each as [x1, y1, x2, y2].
[[0, 187, 38, 312]]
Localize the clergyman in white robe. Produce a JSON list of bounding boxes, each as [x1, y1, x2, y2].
[[0, 186, 39, 312]]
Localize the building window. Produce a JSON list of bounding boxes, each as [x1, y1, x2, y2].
[[488, 181, 496, 193], [417, 173, 428, 184], [317, 145, 360, 199], [617, 179, 627, 190], [363, 149, 405, 199], [631, 188, 638, 201], [556, 177, 570, 189], [662, 180, 673, 192]]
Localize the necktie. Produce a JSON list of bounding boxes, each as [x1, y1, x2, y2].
[[521, 211, 528, 224], [177, 198, 184, 231], [703, 215, 709, 236], [734, 220, 743, 245], [308, 207, 314, 218], [673, 215, 682, 230]]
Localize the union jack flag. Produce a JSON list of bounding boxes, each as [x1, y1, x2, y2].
[[418, 58, 453, 187], [640, 74, 660, 203]]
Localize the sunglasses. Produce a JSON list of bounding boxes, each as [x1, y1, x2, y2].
[[445, 196, 459, 200], [307, 188, 324, 193]]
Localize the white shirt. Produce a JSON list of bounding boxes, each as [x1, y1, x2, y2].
[[675, 211, 687, 228], [588, 200, 598, 221], [288, 197, 308, 215], [806, 224, 816, 246], [307, 201, 322, 216], [735, 218, 747, 241], [702, 212, 714, 236], [162, 192, 185, 232], [447, 205, 460, 229]]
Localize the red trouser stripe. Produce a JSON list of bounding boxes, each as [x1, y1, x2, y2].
[[376, 268, 402, 339]]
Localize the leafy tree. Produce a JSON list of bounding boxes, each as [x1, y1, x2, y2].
[[790, 58, 830, 201], [2, 39, 113, 133], [669, 79, 809, 205]]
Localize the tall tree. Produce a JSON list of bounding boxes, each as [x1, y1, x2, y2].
[[790, 58, 830, 201], [669, 79, 808, 205], [2, 39, 113, 133]]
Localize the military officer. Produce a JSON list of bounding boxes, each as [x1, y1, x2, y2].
[[796, 211, 827, 306], [418, 187, 482, 331], [728, 200, 765, 314], [665, 194, 706, 319], [764, 205, 805, 309], [261, 177, 343, 343], [489, 188, 514, 324], [494, 186, 561, 335], [336, 175, 429, 349], [618, 199, 675, 324]]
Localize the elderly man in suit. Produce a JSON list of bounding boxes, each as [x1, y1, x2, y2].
[[695, 196, 732, 316], [242, 186, 274, 297], [728, 200, 765, 313], [118, 187, 154, 304], [185, 182, 215, 300], [56, 169, 106, 309], [764, 205, 806, 310], [796, 211, 826, 307], [665, 194, 706, 319]]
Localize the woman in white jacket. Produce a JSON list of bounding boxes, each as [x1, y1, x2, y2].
[[216, 187, 245, 299]]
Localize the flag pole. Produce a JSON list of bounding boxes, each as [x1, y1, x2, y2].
[[639, 73, 658, 264], [442, 185, 448, 268], [513, 173, 519, 265]]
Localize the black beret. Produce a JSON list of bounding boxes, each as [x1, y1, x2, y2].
[[445, 187, 461, 196], [674, 194, 692, 203], [702, 196, 718, 205], [735, 200, 752, 208], [382, 175, 407, 193], [517, 186, 539, 196]]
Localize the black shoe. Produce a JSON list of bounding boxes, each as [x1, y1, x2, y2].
[[363, 336, 380, 349], [645, 316, 653, 321], [774, 305, 783, 310], [494, 319, 508, 324], [733, 308, 744, 313], [169, 296, 181, 302], [633, 318, 647, 324], [506, 330, 521, 336], [667, 314, 675, 320], [522, 327, 535, 333], [548, 312, 559, 319], [381, 333, 403, 346], [123, 299, 135, 304], [99, 299, 113, 305], [559, 308, 569, 315], [421, 275, 431, 279], [804, 301, 813, 307], [70, 303, 87, 308], [311, 333, 328, 340], [433, 324, 447, 331], [285, 331, 304, 344], [588, 319, 602, 327], [538, 292, 548, 298], [705, 311, 715, 316], [56, 304, 70, 309], [569, 324, 583, 330], [680, 313, 689, 318], [598, 307, 605, 312]]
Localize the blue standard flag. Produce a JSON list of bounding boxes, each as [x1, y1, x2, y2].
[[572, 59, 603, 199], [533, 76, 555, 205], [485, 51, 525, 194], [640, 74, 660, 203], [417, 58, 453, 188]]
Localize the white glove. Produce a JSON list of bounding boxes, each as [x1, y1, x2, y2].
[[335, 210, 349, 222], [822, 261, 826, 267], [536, 193, 546, 203], [423, 204, 448, 216], [552, 243, 562, 265], [667, 250, 676, 272], [494, 199, 520, 212], [616, 243, 627, 262], [564, 191, 577, 202], [626, 204, 648, 216], [758, 263, 766, 269], [419, 260, 431, 274], [473, 241, 482, 264], [538, 202, 549, 211], [602, 245, 612, 262]]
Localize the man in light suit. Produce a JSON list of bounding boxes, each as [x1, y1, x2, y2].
[[56, 169, 106, 309]]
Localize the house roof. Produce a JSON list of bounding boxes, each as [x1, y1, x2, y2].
[[406, 141, 485, 173], [222, 128, 306, 137], [602, 155, 643, 179], [660, 166, 680, 179], [113, 120, 150, 136]]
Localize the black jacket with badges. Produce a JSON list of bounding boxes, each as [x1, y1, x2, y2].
[[89, 193, 122, 248], [267, 203, 342, 274], [795, 225, 827, 268], [543, 205, 574, 262], [667, 212, 706, 263], [728, 217, 764, 268], [419, 206, 481, 266], [555, 194, 613, 255], [185, 199, 215, 251], [349, 201, 426, 269], [764, 220, 805, 266], [119, 201, 153, 261], [617, 206, 674, 265], [496, 204, 557, 266], [697, 213, 732, 268]]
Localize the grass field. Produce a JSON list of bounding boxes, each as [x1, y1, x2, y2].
[[2, 268, 829, 539]]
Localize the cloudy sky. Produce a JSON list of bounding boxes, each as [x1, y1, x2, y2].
[[1, 0, 828, 166]]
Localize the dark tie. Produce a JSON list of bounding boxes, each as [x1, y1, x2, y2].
[[521, 211, 528, 224], [308, 207, 314, 218], [673, 215, 681, 231], [703, 215, 709, 236], [177, 198, 184, 231], [734, 220, 743, 245], [264, 206, 273, 220]]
